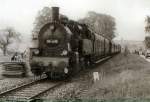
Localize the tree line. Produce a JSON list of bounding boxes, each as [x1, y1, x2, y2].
[[0, 27, 21, 56], [32, 7, 116, 40], [79, 11, 116, 40], [0, 6, 117, 56]]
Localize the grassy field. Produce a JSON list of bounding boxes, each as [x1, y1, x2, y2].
[[75, 53, 150, 99]]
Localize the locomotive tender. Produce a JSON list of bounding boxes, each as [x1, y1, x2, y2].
[[29, 7, 121, 79]]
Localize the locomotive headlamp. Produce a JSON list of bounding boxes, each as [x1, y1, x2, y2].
[[61, 50, 68, 56], [53, 40, 58, 44], [50, 25, 55, 30], [52, 61, 57, 67], [46, 40, 51, 43], [34, 49, 39, 55], [58, 61, 68, 73], [64, 67, 68, 74]]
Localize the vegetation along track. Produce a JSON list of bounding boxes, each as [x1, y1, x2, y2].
[[0, 77, 63, 101]]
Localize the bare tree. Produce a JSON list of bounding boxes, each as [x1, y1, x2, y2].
[[32, 7, 52, 36], [0, 27, 21, 56], [79, 11, 116, 40]]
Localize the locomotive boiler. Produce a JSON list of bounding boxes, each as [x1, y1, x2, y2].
[[29, 7, 121, 79]]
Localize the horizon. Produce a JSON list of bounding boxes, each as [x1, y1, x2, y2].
[[0, 0, 150, 42]]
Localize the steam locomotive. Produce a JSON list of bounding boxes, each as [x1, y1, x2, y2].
[[29, 7, 121, 79]]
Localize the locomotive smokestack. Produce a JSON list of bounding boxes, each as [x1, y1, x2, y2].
[[51, 7, 59, 21]]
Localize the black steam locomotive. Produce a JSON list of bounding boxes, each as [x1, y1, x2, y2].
[[29, 7, 121, 79]]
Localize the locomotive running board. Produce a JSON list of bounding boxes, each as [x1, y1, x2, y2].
[[95, 56, 111, 64]]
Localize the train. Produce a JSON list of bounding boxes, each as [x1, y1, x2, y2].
[[29, 7, 121, 79]]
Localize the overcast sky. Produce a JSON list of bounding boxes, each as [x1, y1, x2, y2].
[[0, 0, 150, 41]]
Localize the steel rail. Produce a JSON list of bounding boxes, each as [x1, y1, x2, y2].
[[0, 76, 47, 97]]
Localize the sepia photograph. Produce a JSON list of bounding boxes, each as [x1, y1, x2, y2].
[[0, 0, 150, 102]]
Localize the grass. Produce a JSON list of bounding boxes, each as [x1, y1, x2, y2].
[[78, 53, 150, 99]]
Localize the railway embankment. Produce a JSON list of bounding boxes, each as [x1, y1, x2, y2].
[[40, 53, 150, 99], [76, 53, 150, 99], [0, 54, 150, 100]]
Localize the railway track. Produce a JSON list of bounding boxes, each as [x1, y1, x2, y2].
[[0, 77, 63, 101], [0, 55, 114, 101]]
